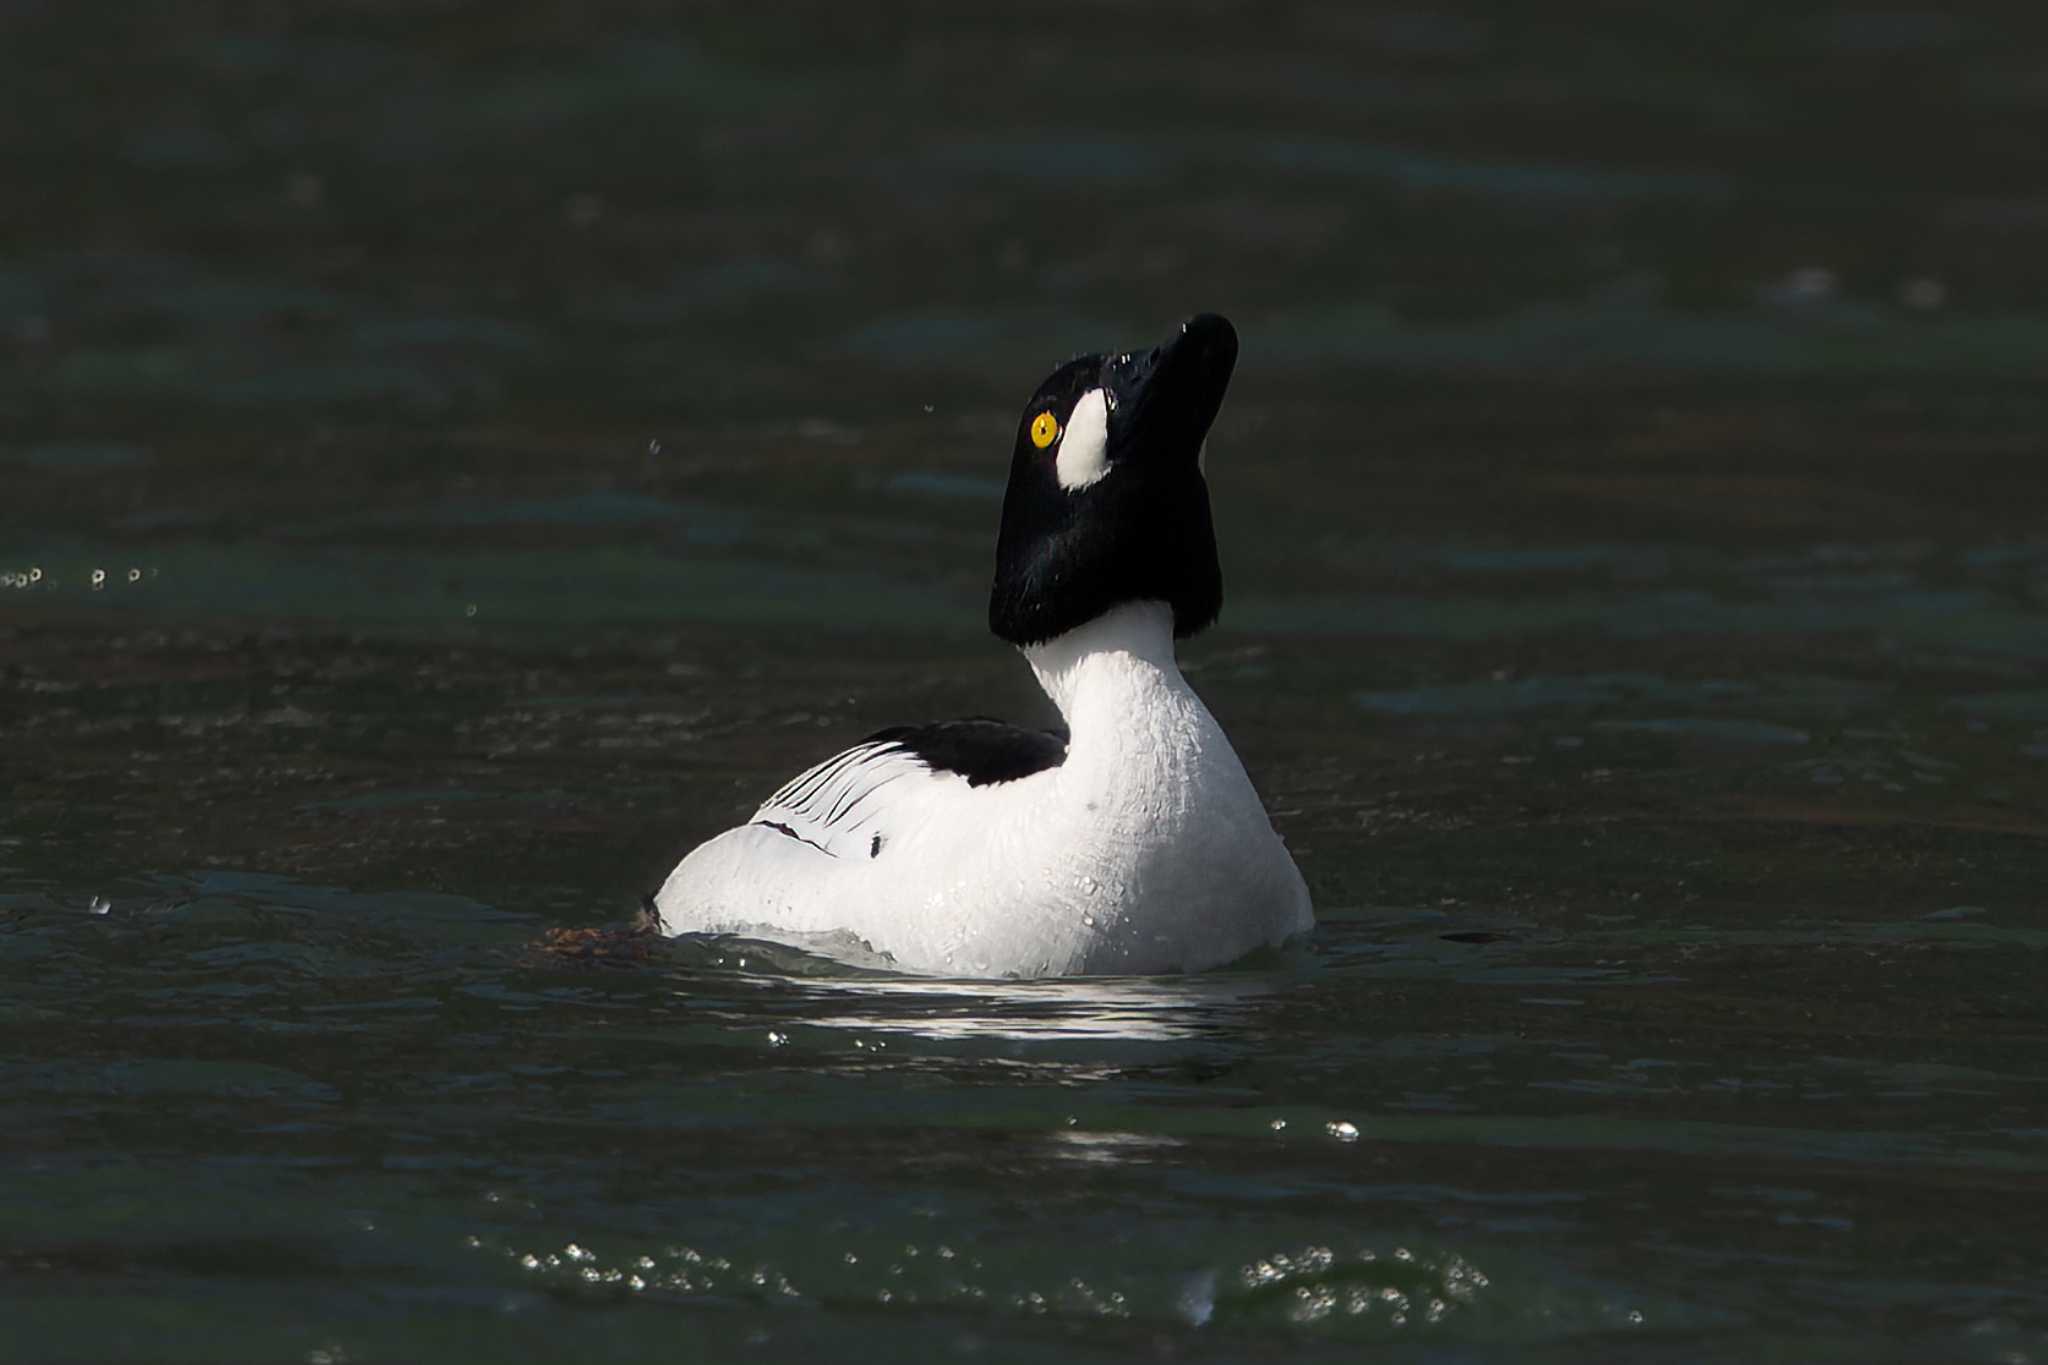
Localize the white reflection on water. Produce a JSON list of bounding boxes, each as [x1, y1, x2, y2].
[[1044, 1128, 1187, 1166], [786, 971, 1282, 1045]]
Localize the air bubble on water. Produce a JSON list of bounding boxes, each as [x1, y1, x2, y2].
[[519, 1253, 540, 1269], [1627, 1309, 1644, 1325], [88, 895, 111, 916], [1326, 1120, 1361, 1142], [766, 1030, 789, 1047], [648, 438, 663, 456], [127, 568, 141, 583], [1269, 1117, 1287, 1131], [464, 604, 478, 618], [91, 568, 106, 589], [564, 1242, 593, 1263]]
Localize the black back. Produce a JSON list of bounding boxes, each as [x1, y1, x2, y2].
[[867, 718, 1070, 787]]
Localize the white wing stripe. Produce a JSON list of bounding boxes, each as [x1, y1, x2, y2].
[[747, 739, 956, 859]]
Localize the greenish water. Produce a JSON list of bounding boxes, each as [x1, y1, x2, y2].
[[4, 4, 2047, 1361]]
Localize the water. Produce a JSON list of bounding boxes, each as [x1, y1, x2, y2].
[[5, 4, 2048, 1361]]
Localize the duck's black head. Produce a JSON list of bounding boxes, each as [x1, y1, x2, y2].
[[988, 313, 1236, 647]]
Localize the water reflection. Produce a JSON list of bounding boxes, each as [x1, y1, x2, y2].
[[784, 969, 1287, 1045]]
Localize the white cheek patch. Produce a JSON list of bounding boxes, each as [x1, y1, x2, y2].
[[1055, 388, 1110, 491]]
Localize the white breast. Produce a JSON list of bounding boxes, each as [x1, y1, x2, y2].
[[652, 602, 1312, 976]]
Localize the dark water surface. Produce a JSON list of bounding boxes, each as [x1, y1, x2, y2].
[[5, 4, 2048, 1361]]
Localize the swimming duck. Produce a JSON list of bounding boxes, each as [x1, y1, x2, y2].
[[652, 314, 1312, 976]]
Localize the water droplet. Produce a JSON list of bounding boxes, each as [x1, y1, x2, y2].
[[126, 568, 141, 583], [1269, 1117, 1287, 1131], [88, 895, 111, 916], [90, 568, 106, 589], [1627, 1309, 1644, 1325], [1176, 1270, 1217, 1327], [766, 1030, 789, 1047], [1326, 1120, 1361, 1142], [647, 438, 663, 456], [463, 603, 478, 618], [519, 1253, 540, 1269]]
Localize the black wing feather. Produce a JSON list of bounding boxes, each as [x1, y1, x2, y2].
[[863, 717, 1069, 788]]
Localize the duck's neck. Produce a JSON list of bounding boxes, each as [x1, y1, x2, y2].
[[1022, 600, 1200, 744]]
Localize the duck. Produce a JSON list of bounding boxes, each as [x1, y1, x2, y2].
[[651, 313, 1312, 976]]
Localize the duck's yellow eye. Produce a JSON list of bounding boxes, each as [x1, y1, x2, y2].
[[1029, 411, 1060, 449]]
